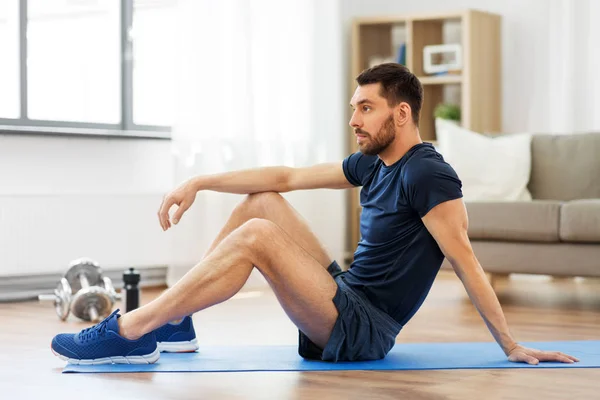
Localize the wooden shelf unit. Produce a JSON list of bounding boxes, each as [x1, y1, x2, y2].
[[418, 75, 463, 85], [345, 9, 502, 264]]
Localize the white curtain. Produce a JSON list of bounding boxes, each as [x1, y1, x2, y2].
[[167, 0, 346, 284], [172, 0, 333, 172], [546, 0, 600, 133]]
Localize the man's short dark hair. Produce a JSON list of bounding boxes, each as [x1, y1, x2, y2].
[[356, 63, 423, 126]]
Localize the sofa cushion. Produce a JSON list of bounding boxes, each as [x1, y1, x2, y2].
[[442, 241, 600, 277], [435, 119, 533, 201], [560, 199, 600, 242], [466, 201, 561, 242], [528, 132, 600, 200]]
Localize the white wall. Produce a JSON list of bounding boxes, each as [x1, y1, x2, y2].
[[341, 0, 600, 134], [0, 136, 332, 285], [0, 134, 177, 276], [0, 135, 173, 195]]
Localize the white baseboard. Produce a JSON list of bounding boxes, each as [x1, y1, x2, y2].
[[0, 266, 167, 302]]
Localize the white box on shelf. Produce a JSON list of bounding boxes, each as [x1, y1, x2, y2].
[[423, 44, 462, 74]]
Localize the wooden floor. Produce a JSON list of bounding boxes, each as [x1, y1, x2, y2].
[[1, 270, 598, 400]]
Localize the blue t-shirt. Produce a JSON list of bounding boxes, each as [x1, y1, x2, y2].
[[342, 142, 463, 327]]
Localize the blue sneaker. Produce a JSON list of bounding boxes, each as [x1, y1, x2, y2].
[[51, 309, 159, 365], [154, 315, 199, 353]]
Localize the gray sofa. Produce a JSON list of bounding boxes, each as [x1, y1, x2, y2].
[[442, 132, 600, 278]]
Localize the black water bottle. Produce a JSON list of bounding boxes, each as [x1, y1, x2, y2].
[[123, 267, 140, 312]]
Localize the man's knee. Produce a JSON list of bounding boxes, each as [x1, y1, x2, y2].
[[237, 218, 280, 264], [239, 218, 278, 249], [238, 192, 284, 217]]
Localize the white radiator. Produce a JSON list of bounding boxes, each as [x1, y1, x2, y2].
[[0, 193, 172, 277]]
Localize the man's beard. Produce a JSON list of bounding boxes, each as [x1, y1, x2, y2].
[[355, 115, 396, 156]]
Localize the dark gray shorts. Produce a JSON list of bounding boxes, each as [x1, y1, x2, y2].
[[298, 261, 402, 362]]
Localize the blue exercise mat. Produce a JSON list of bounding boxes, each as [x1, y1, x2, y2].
[[63, 340, 600, 373]]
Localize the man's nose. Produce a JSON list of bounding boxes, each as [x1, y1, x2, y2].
[[349, 111, 361, 128]]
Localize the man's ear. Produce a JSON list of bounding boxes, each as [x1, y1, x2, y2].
[[394, 102, 412, 126]]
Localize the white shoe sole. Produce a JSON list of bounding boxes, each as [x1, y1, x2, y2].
[[53, 347, 160, 365], [157, 338, 199, 353]]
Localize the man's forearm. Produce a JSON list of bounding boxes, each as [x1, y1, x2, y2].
[[190, 166, 291, 194], [452, 255, 518, 355]]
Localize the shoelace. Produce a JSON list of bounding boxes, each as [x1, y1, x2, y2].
[[78, 315, 112, 342]]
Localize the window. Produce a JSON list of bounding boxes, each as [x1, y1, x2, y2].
[[0, 0, 174, 137], [27, 0, 121, 124], [132, 0, 177, 127], [0, 0, 20, 119]]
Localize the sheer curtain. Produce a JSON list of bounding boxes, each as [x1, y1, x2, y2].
[[173, 0, 320, 171], [167, 0, 346, 284], [545, 0, 600, 133]]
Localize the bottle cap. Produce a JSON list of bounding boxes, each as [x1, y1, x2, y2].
[[123, 267, 141, 285]]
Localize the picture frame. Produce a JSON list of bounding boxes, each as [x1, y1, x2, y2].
[[423, 44, 462, 74]]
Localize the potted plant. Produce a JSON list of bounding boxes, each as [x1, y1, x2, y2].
[[434, 103, 461, 124]]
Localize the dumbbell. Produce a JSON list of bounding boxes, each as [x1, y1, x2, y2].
[[67, 258, 119, 322], [38, 277, 72, 321], [39, 258, 120, 322]]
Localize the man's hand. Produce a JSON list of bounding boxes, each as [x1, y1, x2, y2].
[[158, 180, 198, 231], [506, 344, 580, 365]]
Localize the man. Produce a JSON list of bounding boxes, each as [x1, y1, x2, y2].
[[52, 63, 578, 365]]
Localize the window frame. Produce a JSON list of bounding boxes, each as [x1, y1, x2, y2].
[[0, 0, 171, 139]]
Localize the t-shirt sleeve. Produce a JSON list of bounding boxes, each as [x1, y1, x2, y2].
[[342, 152, 379, 186], [404, 156, 463, 218]]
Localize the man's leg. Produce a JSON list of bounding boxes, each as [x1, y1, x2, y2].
[[203, 192, 334, 269], [118, 218, 339, 348], [163, 191, 337, 326]]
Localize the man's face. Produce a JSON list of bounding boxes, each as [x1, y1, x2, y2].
[[349, 83, 396, 156]]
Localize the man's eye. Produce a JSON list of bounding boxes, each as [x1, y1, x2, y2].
[[362, 106, 371, 112]]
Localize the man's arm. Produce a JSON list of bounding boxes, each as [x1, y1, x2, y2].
[[191, 162, 353, 194], [158, 162, 352, 230], [421, 198, 579, 365]]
